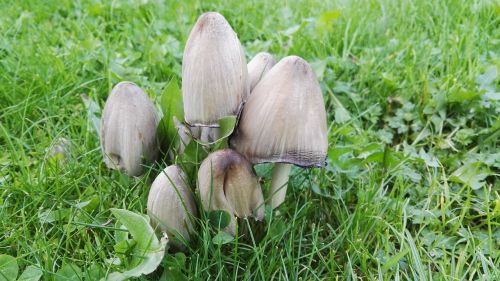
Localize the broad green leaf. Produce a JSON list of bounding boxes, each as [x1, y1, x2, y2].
[[160, 78, 183, 120], [80, 94, 101, 134], [311, 183, 335, 199], [418, 149, 440, 168], [382, 248, 409, 272], [101, 209, 167, 281], [476, 66, 498, 88], [160, 253, 188, 281], [84, 264, 104, 280], [17, 265, 43, 281], [0, 255, 18, 281], [54, 263, 82, 281], [316, 10, 341, 32], [448, 89, 480, 103], [310, 60, 327, 81], [449, 162, 489, 190], [282, 24, 300, 36], [110, 209, 160, 251], [329, 93, 351, 124], [75, 196, 100, 213], [193, 115, 237, 148], [208, 210, 231, 229], [160, 268, 188, 281], [212, 231, 234, 245], [157, 116, 174, 152], [38, 209, 70, 224], [217, 115, 237, 142], [158, 78, 184, 151]]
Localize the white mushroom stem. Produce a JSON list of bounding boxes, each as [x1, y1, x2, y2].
[[209, 127, 221, 142], [269, 163, 292, 209], [200, 127, 211, 143], [197, 127, 222, 144]]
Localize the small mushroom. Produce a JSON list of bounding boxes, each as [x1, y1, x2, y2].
[[182, 12, 249, 128], [48, 137, 71, 163], [230, 56, 328, 208], [198, 149, 264, 235], [101, 82, 159, 176], [147, 165, 197, 246], [247, 52, 276, 92]]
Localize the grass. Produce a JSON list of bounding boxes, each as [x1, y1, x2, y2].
[[0, 0, 499, 279]]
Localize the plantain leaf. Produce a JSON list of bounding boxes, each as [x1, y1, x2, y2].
[[212, 231, 234, 245], [18, 265, 43, 281], [100, 209, 168, 281], [0, 255, 18, 281], [54, 263, 82, 281]]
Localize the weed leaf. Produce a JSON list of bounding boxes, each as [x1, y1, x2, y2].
[[101, 209, 167, 281], [0, 255, 18, 281]]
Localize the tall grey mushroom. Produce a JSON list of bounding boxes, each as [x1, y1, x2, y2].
[[247, 52, 275, 92], [147, 165, 197, 246], [230, 56, 328, 209], [101, 82, 159, 176], [182, 12, 248, 143], [198, 149, 264, 235]]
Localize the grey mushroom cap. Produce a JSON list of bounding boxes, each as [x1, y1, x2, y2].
[[147, 165, 197, 244], [100, 81, 159, 176], [248, 52, 276, 92], [182, 12, 249, 127], [198, 149, 264, 234], [230, 56, 328, 167]]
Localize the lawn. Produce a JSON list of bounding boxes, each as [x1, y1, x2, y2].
[[0, 0, 499, 280]]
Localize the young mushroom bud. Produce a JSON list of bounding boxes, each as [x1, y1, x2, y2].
[[182, 12, 249, 128], [247, 52, 276, 92], [198, 149, 264, 235], [147, 165, 197, 246], [101, 82, 159, 176], [230, 56, 328, 209]]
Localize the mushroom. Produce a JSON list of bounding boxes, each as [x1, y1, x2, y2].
[[182, 12, 249, 131], [198, 149, 264, 235], [101, 82, 159, 176], [147, 165, 197, 246], [230, 56, 328, 209], [247, 52, 276, 92]]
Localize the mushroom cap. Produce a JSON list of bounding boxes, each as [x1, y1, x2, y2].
[[248, 52, 276, 92], [230, 56, 328, 167], [100, 82, 159, 176], [182, 12, 249, 127], [198, 149, 264, 234], [147, 165, 197, 244]]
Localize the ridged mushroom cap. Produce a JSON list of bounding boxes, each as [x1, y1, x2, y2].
[[248, 52, 276, 92], [147, 165, 197, 244], [198, 149, 264, 234], [230, 56, 328, 167], [100, 82, 159, 176], [182, 12, 248, 127]]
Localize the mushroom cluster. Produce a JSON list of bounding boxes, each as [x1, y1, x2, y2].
[[99, 12, 328, 246]]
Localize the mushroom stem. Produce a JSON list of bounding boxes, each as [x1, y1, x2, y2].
[[200, 127, 211, 143], [269, 163, 292, 209], [199, 127, 222, 143]]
